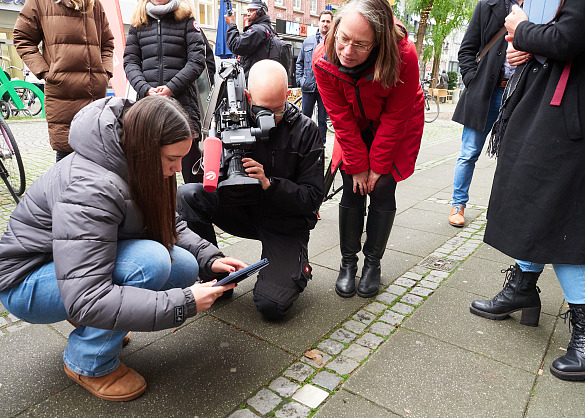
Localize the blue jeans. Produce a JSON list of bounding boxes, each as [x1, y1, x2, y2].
[[0, 240, 199, 377], [302, 91, 327, 144], [515, 260, 585, 304], [452, 87, 504, 207]]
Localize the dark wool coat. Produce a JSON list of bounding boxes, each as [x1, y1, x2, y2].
[[0, 98, 224, 330], [13, 0, 114, 152], [484, 0, 585, 264], [452, 0, 508, 131], [123, 12, 206, 127], [226, 14, 273, 79]]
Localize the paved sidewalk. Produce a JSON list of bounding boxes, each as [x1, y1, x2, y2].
[[1, 110, 582, 417]]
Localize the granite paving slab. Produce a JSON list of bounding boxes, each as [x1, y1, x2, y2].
[[26, 316, 294, 418], [404, 285, 560, 373], [314, 389, 400, 417], [344, 328, 536, 417]]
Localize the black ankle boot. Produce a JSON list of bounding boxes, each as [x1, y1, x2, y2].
[[357, 209, 395, 298], [335, 205, 365, 298], [550, 304, 585, 381], [470, 264, 542, 326]]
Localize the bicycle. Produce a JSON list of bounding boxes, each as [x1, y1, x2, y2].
[[0, 114, 25, 203], [421, 79, 440, 123], [0, 66, 45, 120]]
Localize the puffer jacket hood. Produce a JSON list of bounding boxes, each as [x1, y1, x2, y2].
[[69, 96, 131, 178]]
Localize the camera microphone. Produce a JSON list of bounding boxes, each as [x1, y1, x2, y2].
[[202, 137, 222, 192]]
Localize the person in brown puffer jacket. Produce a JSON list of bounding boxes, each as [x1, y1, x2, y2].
[[13, 0, 114, 162]]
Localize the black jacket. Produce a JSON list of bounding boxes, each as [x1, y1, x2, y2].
[[123, 13, 206, 126], [452, 0, 508, 131], [226, 14, 273, 79], [249, 101, 324, 233], [484, 0, 585, 264]]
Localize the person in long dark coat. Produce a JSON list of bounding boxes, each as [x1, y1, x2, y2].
[[481, 0, 585, 381]]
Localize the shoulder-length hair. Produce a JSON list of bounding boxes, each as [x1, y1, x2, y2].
[[325, 0, 404, 89], [56, 0, 94, 11], [130, 0, 194, 27], [122, 96, 194, 250]]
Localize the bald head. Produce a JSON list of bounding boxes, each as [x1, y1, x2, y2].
[[247, 60, 288, 123], [248, 60, 288, 104]]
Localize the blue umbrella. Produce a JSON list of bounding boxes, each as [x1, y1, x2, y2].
[[215, 0, 234, 59]]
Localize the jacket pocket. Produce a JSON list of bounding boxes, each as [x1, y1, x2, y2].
[[563, 85, 582, 141]]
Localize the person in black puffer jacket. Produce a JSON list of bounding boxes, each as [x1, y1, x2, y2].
[[124, 0, 212, 183]]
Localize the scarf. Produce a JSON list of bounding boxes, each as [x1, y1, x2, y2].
[[146, 0, 180, 20], [338, 47, 380, 81]]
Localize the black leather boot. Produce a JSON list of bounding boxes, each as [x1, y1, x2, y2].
[[550, 304, 585, 381], [470, 264, 541, 326], [357, 209, 395, 298], [335, 205, 365, 298]]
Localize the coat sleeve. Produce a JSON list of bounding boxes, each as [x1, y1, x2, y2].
[[262, 119, 324, 217], [96, 2, 114, 78], [458, 2, 483, 87], [296, 44, 305, 88], [226, 23, 267, 56], [123, 26, 152, 98], [369, 42, 422, 176], [12, 0, 50, 79], [54, 176, 196, 332], [166, 18, 206, 96], [313, 51, 369, 174], [513, 2, 585, 61]]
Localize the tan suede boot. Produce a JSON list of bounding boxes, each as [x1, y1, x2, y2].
[[64, 363, 146, 401]]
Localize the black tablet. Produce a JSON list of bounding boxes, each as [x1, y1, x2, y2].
[[212, 258, 269, 287]]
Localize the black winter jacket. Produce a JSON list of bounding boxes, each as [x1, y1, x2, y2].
[[226, 14, 273, 79], [248, 101, 324, 233], [452, 0, 508, 131], [123, 13, 206, 126]]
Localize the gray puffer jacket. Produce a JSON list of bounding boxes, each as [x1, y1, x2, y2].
[[0, 97, 223, 331]]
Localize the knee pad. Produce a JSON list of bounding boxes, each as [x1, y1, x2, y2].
[[253, 293, 291, 320]]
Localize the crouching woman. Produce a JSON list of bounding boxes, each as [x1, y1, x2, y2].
[[0, 96, 245, 401]]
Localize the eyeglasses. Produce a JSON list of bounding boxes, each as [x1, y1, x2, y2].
[[335, 34, 374, 53], [251, 104, 285, 118]]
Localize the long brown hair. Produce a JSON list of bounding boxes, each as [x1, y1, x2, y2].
[[325, 0, 404, 89], [56, 0, 94, 11], [122, 96, 194, 250], [130, 0, 194, 26]]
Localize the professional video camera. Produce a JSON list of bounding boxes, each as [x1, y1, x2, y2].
[[198, 59, 276, 205]]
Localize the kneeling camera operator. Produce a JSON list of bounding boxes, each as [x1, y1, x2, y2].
[[177, 60, 324, 320]]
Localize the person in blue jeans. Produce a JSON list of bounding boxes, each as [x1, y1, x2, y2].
[[450, 0, 526, 227], [473, 0, 585, 381], [295, 9, 332, 144], [0, 96, 245, 401]]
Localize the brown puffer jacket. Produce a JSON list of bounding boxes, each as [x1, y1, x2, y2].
[[13, 0, 114, 152]]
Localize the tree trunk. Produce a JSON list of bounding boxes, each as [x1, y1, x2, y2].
[[415, 0, 434, 60], [431, 48, 441, 89]]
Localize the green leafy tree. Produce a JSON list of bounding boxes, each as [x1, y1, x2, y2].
[[407, 0, 474, 86]]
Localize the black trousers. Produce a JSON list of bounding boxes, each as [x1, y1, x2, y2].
[[177, 183, 312, 319]]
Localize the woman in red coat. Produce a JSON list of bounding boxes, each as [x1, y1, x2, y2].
[[314, 0, 424, 298]]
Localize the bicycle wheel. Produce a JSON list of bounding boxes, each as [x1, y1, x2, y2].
[[0, 100, 10, 120], [24, 88, 43, 116], [16, 87, 42, 117], [0, 117, 26, 196], [424, 95, 439, 123], [0, 159, 20, 204], [326, 115, 334, 133]]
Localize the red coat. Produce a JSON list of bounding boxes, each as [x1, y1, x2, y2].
[[313, 24, 424, 181]]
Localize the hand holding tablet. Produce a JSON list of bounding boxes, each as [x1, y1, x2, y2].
[[213, 258, 269, 287]]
